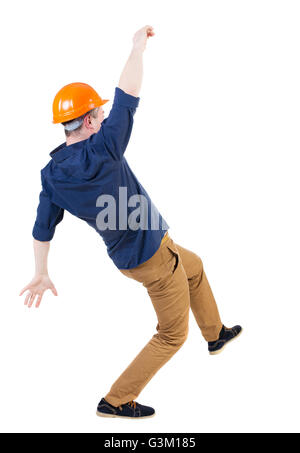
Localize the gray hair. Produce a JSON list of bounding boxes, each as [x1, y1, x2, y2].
[[62, 107, 99, 137]]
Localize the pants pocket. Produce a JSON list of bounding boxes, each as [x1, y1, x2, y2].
[[166, 244, 180, 274]]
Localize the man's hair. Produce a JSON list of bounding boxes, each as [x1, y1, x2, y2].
[[62, 107, 99, 137]]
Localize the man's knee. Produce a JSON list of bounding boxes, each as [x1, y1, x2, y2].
[[160, 324, 189, 349], [195, 254, 204, 274], [180, 326, 189, 346]]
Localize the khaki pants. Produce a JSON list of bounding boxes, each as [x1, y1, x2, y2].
[[104, 232, 223, 407]]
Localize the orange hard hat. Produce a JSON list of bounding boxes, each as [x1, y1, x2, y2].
[[52, 82, 109, 124]]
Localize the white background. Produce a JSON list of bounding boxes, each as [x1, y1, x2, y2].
[[1, 0, 299, 433]]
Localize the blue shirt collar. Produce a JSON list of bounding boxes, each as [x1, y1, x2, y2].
[[50, 140, 86, 163]]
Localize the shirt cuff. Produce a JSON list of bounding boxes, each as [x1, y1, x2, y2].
[[114, 87, 140, 109], [32, 223, 55, 241]]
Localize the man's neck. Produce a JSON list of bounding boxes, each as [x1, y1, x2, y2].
[[66, 133, 88, 147], [65, 125, 101, 146]]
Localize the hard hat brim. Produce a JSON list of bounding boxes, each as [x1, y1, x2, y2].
[[53, 98, 110, 124]]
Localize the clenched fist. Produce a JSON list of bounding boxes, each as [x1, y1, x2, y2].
[[132, 25, 155, 52]]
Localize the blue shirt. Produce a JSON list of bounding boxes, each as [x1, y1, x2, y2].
[[32, 87, 169, 269]]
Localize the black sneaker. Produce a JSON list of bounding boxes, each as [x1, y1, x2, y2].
[[96, 398, 155, 419], [208, 325, 242, 355]]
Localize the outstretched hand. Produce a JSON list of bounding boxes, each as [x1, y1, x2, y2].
[[19, 274, 58, 308]]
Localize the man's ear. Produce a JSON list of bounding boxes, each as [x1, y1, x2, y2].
[[83, 114, 92, 129]]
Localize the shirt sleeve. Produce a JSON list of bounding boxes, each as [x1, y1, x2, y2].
[[32, 175, 64, 241], [92, 86, 140, 160]]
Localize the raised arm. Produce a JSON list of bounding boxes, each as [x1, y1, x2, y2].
[[92, 26, 155, 160], [118, 25, 155, 97]]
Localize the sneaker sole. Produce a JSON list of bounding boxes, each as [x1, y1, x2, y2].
[[209, 327, 243, 355], [96, 411, 156, 419]]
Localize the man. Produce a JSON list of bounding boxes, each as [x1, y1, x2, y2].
[[19, 25, 242, 419]]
